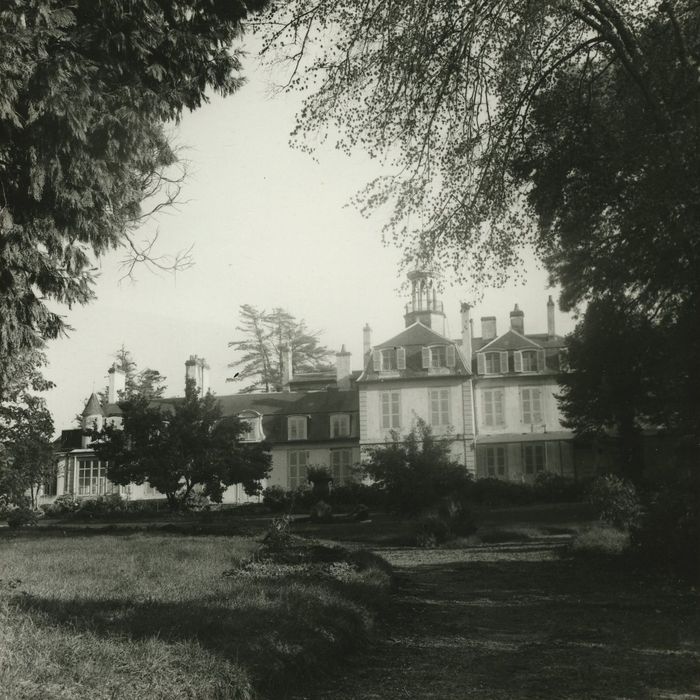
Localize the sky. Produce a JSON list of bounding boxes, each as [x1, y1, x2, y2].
[[42, 40, 577, 435]]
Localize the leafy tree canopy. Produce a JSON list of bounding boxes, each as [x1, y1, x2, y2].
[[0, 348, 55, 508], [91, 378, 271, 508], [256, 1, 699, 314], [0, 0, 269, 391], [228, 304, 334, 392], [98, 345, 167, 404], [363, 419, 471, 516]]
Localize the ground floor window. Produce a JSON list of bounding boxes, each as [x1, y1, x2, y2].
[[288, 450, 310, 490], [330, 449, 354, 485], [485, 446, 507, 478], [77, 459, 119, 496], [523, 443, 546, 475]]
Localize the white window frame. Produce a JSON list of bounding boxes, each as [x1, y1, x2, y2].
[[521, 387, 543, 424], [521, 350, 538, 372], [237, 411, 262, 442], [485, 446, 507, 478], [523, 443, 546, 474], [482, 389, 505, 427], [380, 348, 397, 371], [77, 459, 118, 496], [429, 388, 450, 426], [330, 448, 353, 485], [330, 413, 351, 438], [287, 415, 307, 441], [381, 391, 401, 430], [288, 450, 310, 489], [484, 352, 501, 374]]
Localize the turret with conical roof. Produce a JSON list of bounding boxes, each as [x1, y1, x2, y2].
[[81, 393, 104, 446]]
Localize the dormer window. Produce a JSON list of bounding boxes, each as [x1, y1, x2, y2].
[[513, 349, 546, 373], [421, 345, 456, 369], [330, 413, 351, 438], [287, 415, 307, 440], [373, 347, 406, 371], [483, 351, 507, 375], [238, 411, 263, 442]]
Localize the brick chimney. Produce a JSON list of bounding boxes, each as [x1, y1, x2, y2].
[[510, 304, 524, 334], [481, 316, 497, 340], [547, 295, 556, 337], [335, 345, 352, 391], [460, 303, 473, 371]]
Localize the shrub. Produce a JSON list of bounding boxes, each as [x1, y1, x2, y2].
[[328, 482, 386, 510], [182, 491, 211, 512], [471, 478, 534, 507], [533, 472, 587, 503], [309, 500, 333, 523], [348, 504, 370, 522], [76, 493, 126, 518], [415, 516, 450, 547], [633, 473, 700, 583], [262, 485, 292, 513], [571, 524, 630, 556], [6, 507, 40, 529], [41, 493, 81, 516], [589, 475, 642, 530]]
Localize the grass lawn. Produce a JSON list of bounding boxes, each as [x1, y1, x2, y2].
[[0, 531, 392, 699]]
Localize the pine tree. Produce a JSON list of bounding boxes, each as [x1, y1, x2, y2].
[[228, 305, 334, 392]]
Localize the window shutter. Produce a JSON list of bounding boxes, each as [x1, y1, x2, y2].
[[477, 353, 486, 375], [499, 351, 509, 374], [537, 349, 546, 371], [422, 347, 430, 368], [446, 345, 456, 367], [372, 350, 380, 371], [397, 347, 406, 370], [513, 350, 523, 373]]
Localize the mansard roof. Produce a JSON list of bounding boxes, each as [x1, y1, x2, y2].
[[359, 321, 470, 382], [478, 329, 543, 352], [374, 321, 453, 349]]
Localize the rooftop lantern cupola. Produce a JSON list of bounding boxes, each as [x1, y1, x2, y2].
[[403, 269, 446, 335]]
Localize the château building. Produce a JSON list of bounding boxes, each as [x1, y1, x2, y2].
[[48, 271, 592, 504]]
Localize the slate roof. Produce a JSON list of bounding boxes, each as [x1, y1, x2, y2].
[[81, 393, 104, 417], [155, 390, 359, 444], [359, 321, 471, 382]]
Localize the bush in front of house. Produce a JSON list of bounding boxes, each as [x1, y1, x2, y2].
[[415, 515, 451, 547], [6, 507, 42, 529], [571, 524, 631, 556], [262, 485, 292, 512], [632, 470, 700, 583], [470, 478, 535, 507], [42, 493, 81, 516], [309, 499, 333, 523], [589, 474, 643, 530], [533, 472, 588, 503]]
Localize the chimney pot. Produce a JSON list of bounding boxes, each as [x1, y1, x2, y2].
[[481, 316, 497, 340], [509, 304, 525, 334]]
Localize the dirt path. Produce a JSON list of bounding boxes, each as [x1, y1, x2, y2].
[[294, 537, 700, 700]]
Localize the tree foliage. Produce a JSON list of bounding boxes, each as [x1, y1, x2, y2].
[[91, 379, 271, 508], [363, 419, 471, 516], [98, 345, 167, 404], [0, 0, 269, 389], [0, 349, 55, 508], [257, 1, 699, 308], [228, 304, 334, 392]]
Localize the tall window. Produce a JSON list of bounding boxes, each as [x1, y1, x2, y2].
[[238, 411, 262, 442], [381, 348, 397, 370], [288, 450, 309, 489], [330, 449, 353, 485], [429, 389, 450, 426], [482, 389, 505, 427], [381, 392, 401, 430], [422, 345, 456, 369], [485, 446, 507, 478], [330, 414, 351, 438], [521, 350, 538, 372], [521, 387, 543, 424], [287, 415, 307, 440], [484, 352, 501, 374], [77, 459, 118, 496], [523, 443, 546, 474]]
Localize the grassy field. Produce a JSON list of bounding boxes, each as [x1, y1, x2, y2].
[[0, 532, 392, 700]]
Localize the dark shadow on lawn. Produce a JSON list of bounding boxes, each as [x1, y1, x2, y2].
[[10, 575, 370, 696], [302, 554, 700, 700]]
